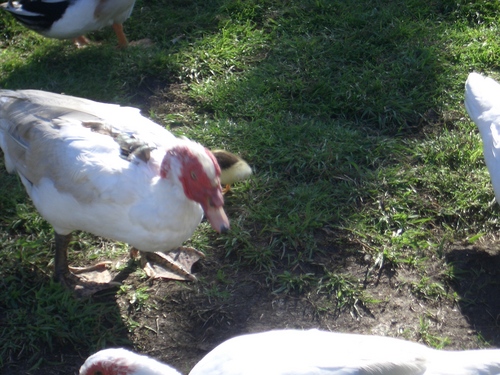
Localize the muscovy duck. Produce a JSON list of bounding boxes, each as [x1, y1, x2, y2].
[[0, 0, 136, 47], [0, 89, 229, 295], [80, 329, 500, 375]]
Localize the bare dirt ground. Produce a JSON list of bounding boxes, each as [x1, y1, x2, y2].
[[2, 87, 500, 375], [4, 232, 500, 375]]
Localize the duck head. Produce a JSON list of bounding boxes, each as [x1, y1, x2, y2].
[[161, 143, 230, 233], [80, 348, 181, 375]]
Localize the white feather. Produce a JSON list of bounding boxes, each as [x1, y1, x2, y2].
[[80, 330, 500, 375], [465, 72, 500, 203]]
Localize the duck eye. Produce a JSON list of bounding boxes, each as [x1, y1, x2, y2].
[[191, 171, 197, 180]]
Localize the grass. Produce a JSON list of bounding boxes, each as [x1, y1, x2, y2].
[[1, 0, 500, 368], [418, 315, 452, 349]]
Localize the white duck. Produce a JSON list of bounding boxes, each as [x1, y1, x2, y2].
[[0, 0, 136, 47], [0, 89, 229, 295], [465, 72, 500, 203], [79, 329, 500, 375]]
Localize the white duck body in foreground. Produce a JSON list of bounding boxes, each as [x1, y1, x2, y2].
[[0, 89, 229, 293], [0, 0, 136, 47], [465, 72, 500, 202], [80, 329, 500, 375]]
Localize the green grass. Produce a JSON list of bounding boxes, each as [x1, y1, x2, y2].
[[1, 0, 500, 366], [418, 315, 452, 349]]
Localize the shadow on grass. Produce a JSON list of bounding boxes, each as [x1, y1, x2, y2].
[[0, 43, 136, 101], [0, 284, 130, 375], [445, 243, 500, 346], [186, 1, 451, 137]]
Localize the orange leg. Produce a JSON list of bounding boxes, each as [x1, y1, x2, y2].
[[73, 35, 91, 47], [112, 23, 128, 48], [222, 184, 231, 194]]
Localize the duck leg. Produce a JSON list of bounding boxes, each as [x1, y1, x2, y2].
[[112, 23, 129, 48], [222, 184, 231, 194], [54, 232, 118, 297], [130, 247, 204, 281], [54, 232, 72, 282]]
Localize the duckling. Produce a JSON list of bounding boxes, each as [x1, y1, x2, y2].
[[0, 0, 137, 47], [212, 149, 252, 194]]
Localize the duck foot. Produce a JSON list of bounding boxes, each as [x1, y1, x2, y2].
[[69, 261, 113, 274], [73, 35, 91, 48], [130, 247, 205, 281], [53, 232, 120, 297], [222, 184, 231, 195], [57, 262, 120, 298]]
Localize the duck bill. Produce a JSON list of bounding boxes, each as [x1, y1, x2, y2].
[[204, 204, 230, 233]]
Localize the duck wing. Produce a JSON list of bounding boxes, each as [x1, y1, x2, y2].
[[0, 90, 173, 203], [1, 89, 175, 145]]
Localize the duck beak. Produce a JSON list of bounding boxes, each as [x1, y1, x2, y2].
[[205, 204, 230, 233], [203, 192, 230, 233]]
